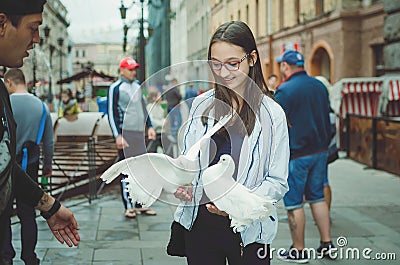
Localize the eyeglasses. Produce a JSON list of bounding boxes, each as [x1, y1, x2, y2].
[[210, 53, 249, 72]]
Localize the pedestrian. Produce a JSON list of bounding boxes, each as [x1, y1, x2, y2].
[[164, 78, 182, 141], [173, 21, 289, 265], [184, 82, 198, 110], [58, 88, 81, 120], [75, 87, 86, 111], [0, 1, 80, 264], [274, 50, 335, 263], [315, 75, 339, 217], [146, 91, 166, 153], [267, 74, 278, 93], [1, 69, 54, 264], [107, 57, 157, 218]]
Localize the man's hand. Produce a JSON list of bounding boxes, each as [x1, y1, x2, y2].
[[147, 127, 156, 140], [174, 185, 193, 201], [206, 203, 228, 217], [46, 205, 80, 247], [115, 135, 129, 149]]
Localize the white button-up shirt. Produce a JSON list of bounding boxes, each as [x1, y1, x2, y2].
[[174, 89, 290, 246]]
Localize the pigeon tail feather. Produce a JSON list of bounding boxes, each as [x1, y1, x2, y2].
[[123, 176, 162, 207]]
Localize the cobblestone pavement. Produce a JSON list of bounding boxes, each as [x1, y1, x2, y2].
[[9, 154, 400, 264]]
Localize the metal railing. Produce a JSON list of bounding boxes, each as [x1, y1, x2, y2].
[[40, 137, 118, 202]]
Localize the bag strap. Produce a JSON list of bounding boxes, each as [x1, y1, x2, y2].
[[22, 102, 46, 172], [36, 102, 47, 145]]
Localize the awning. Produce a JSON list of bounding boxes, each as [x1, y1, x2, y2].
[[338, 78, 383, 118], [335, 76, 400, 118], [340, 93, 381, 117], [386, 79, 400, 116], [388, 79, 400, 101], [57, 69, 115, 84], [341, 80, 383, 95]]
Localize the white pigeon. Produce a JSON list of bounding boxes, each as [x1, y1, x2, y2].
[[101, 113, 234, 207], [202, 154, 276, 232]]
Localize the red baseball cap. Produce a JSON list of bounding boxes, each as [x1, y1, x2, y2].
[[119, 57, 140, 70]]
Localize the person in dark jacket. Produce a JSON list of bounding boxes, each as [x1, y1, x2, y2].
[[0, 1, 80, 264], [164, 78, 182, 140], [274, 50, 335, 263], [2, 69, 54, 265]]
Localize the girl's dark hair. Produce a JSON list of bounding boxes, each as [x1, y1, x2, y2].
[[203, 21, 273, 136]]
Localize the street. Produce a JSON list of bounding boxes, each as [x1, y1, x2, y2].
[[9, 153, 400, 264]]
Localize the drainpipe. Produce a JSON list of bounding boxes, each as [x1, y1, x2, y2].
[[267, 0, 273, 75]]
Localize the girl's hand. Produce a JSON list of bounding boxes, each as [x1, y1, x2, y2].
[[206, 203, 228, 216], [174, 185, 193, 201]]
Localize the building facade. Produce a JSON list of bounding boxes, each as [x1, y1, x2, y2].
[[210, 0, 386, 84], [170, 0, 188, 66], [20, 0, 70, 104], [168, 0, 212, 87], [147, 0, 171, 80], [72, 42, 123, 77]]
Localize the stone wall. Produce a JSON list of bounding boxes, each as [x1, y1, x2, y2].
[[384, 0, 400, 73]]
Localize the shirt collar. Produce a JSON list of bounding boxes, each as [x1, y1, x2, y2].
[[120, 76, 136, 84]]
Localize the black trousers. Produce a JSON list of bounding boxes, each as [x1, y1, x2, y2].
[[0, 197, 12, 264], [1, 161, 39, 263], [185, 205, 270, 265]]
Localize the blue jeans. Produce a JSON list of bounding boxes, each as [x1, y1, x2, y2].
[[168, 106, 182, 138], [283, 152, 328, 210]]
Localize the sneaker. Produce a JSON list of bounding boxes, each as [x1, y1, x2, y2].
[[278, 245, 309, 263], [316, 241, 337, 259], [23, 258, 40, 265]]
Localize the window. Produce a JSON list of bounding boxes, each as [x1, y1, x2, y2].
[[82, 50, 86, 58], [279, 0, 284, 29], [295, 0, 300, 24], [372, 44, 384, 76], [75, 50, 79, 57], [315, 0, 323, 16]]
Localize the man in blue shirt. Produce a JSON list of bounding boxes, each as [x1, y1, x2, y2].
[[274, 50, 335, 263]]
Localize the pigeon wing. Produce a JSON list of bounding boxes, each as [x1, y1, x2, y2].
[[101, 158, 130, 184], [202, 155, 276, 232], [102, 154, 180, 207]]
